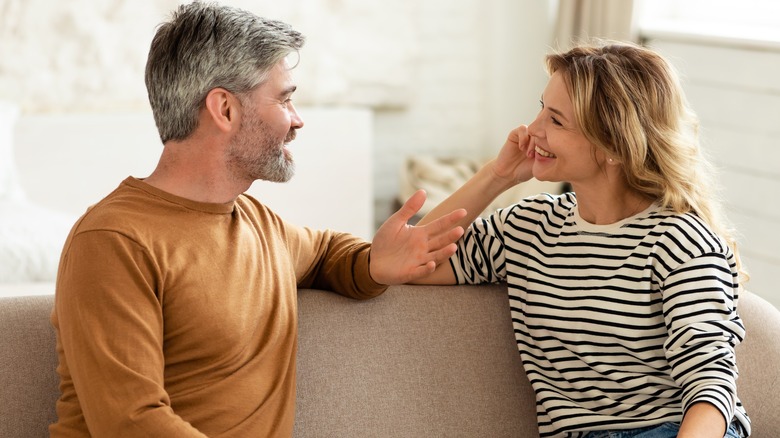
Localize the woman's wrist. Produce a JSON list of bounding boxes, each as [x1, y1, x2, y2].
[[481, 159, 526, 195], [678, 402, 727, 438]]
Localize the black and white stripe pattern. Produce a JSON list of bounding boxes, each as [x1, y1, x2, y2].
[[450, 193, 750, 437]]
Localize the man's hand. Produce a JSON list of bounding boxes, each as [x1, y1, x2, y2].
[[369, 190, 466, 285]]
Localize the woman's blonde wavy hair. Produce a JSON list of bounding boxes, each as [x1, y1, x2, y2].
[[546, 41, 746, 281]]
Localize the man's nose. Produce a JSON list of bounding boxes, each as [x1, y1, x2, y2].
[[290, 103, 304, 129]]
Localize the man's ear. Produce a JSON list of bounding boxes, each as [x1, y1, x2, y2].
[[204, 88, 239, 133]]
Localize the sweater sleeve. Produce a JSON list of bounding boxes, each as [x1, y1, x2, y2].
[[285, 224, 387, 300], [661, 253, 745, 426], [52, 230, 208, 437], [450, 212, 507, 285]]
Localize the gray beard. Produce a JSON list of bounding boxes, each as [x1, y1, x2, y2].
[[228, 119, 296, 184], [254, 149, 295, 183]]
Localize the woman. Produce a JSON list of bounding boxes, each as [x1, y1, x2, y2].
[[416, 42, 750, 438]]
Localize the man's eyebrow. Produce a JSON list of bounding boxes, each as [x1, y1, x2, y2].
[[280, 85, 297, 97]]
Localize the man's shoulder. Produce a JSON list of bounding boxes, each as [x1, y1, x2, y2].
[[73, 180, 148, 228], [234, 193, 289, 229]]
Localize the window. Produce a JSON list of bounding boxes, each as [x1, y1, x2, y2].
[[637, 0, 780, 47]]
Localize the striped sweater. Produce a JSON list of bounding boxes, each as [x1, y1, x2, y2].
[[449, 192, 750, 437]]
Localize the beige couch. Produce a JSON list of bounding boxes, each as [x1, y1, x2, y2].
[[1, 284, 779, 437]]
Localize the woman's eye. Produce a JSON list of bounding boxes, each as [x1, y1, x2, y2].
[[540, 99, 562, 126]]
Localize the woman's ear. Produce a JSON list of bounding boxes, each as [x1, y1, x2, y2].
[[204, 88, 238, 133], [603, 149, 620, 166]]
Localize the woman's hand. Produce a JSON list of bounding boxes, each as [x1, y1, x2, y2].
[[416, 124, 535, 233], [490, 125, 534, 187]]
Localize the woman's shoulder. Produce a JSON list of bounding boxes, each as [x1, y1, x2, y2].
[[495, 192, 577, 226], [501, 191, 576, 218], [641, 207, 729, 257]]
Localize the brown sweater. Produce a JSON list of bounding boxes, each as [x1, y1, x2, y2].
[[50, 177, 386, 437]]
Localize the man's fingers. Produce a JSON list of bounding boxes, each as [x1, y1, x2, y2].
[[429, 243, 458, 265], [393, 189, 427, 224], [421, 208, 467, 234], [405, 261, 437, 283], [426, 227, 464, 253], [405, 244, 457, 283]]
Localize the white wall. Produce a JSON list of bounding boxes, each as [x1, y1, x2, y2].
[[12, 108, 375, 239], [372, 0, 555, 222], [642, 32, 780, 308], [0, 0, 556, 232], [0, 0, 421, 112]]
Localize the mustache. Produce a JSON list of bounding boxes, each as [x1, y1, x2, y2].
[[285, 129, 297, 143]]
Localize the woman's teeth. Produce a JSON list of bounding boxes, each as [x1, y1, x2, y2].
[[535, 146, 556, 158]]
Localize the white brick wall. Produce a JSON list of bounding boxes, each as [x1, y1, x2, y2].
[[0, 0, 419, 111]]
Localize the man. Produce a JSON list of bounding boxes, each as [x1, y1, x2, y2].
[[50, 2, 465, 437]]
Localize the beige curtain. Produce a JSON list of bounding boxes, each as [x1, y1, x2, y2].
[[553, 0, 637, 50]]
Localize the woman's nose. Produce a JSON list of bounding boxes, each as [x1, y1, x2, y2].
[[527, 115, 543, 138]]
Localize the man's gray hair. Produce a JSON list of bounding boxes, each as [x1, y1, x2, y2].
[[145, 1, 305, 143]]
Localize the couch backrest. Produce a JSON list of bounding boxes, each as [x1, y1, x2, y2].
[[294, 284, 539, 437], [295, 284, 780, 437], [1, 285, 778, 437], [0, 294, 58, 437]]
